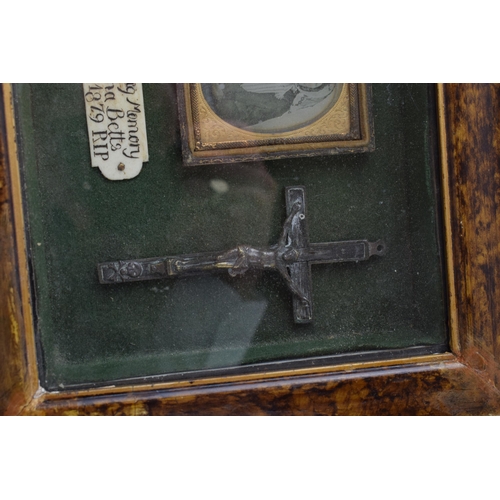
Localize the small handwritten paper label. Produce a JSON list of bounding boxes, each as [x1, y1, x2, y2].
[[83, 83, 149, 180]]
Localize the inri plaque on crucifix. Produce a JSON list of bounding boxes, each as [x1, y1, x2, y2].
[[98, 186, 386, 323]]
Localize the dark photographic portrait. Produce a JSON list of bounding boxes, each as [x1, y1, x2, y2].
[[201, 83, 344, 133]]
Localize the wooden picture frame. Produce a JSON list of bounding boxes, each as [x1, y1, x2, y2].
[[2, 84, 500, 416], [177, 83, 374, 166]]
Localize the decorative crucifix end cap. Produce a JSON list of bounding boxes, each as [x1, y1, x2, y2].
[[368, 239, 387, 257]]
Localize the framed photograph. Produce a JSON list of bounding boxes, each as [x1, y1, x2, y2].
[[177, 83, 374, 165]]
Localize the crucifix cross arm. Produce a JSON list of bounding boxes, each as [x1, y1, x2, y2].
[[97, 186, 386, 323]]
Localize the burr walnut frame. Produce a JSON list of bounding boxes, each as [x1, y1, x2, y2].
[[2, 84, 500, 415]]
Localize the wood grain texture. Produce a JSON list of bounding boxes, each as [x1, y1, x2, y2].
[[2, 83, 500, 415], [26, 360, 500, 416], [444, 84, 500, 388], [0, 86, 35, 415]]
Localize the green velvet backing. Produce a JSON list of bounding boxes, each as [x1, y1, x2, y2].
[[15, 84, 447, 389]]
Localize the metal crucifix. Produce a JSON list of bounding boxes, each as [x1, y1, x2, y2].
[[97, 186, 386, 323]]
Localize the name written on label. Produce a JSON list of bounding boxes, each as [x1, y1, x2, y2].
[[83, 83, 149, 180]]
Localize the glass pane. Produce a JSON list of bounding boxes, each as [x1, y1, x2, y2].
[[16, 83, 447, 389]]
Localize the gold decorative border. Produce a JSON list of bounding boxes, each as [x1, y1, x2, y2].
[[193, 83, 354, 149], [436, 84, 459, 354], [2, 84, 39, 401]]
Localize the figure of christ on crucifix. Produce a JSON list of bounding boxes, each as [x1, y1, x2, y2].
[[98, 187, 386, 323], [176, 199, 308, 299]]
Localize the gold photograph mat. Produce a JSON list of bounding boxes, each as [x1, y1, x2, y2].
[[178, 83, 374, 165]]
